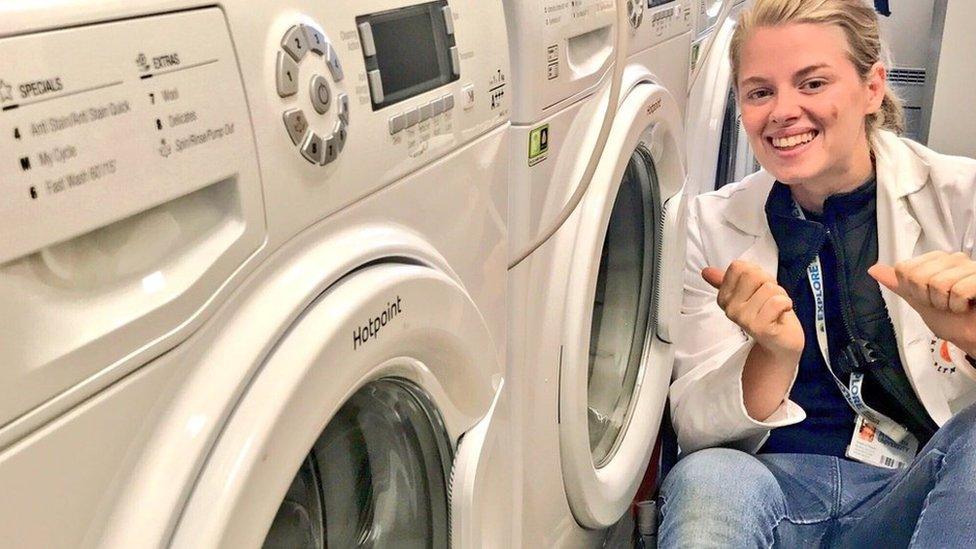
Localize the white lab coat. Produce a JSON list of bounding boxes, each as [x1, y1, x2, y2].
[[671, 130, 976, 453]]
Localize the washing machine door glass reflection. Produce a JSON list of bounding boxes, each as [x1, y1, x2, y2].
[[263, 379, 452, 549], [587, 147, 661, 466], [715, 87, 759, 190]]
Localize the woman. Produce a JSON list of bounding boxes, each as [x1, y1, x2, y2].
[[660, 0, 976, 546]]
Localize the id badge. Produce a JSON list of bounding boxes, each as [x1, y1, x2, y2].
[[845, 415, 918, 469]]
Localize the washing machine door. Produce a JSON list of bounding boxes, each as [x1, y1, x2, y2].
[[169, 262, 509, 548], [558, 82, 686, 529]]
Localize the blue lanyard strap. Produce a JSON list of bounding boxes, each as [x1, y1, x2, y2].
[[792, 200, 909, 442]]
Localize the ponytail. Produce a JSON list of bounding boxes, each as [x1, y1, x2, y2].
[[869, 85, 905, 135]]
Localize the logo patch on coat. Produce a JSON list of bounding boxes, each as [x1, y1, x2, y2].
[[930, 338, 958, 375]]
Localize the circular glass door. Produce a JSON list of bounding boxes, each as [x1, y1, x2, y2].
[[587, 146, 661, 467], [263, 379, 453, 549]]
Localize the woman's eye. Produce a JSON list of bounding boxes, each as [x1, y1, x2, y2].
[[747, 89, 771, 101], [803, 79, 828, 91]]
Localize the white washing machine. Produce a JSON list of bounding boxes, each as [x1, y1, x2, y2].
[[686, 0, 759, 196], [0, 1, 512, 547], [506, 0, 690, 545]]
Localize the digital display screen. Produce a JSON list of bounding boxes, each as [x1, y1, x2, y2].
[[358, 1, 458, 110], [372, 12, 443, 95], [648, 0, 674, 7]]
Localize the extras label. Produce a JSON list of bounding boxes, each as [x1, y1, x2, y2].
[[353, 296, 403, 350]]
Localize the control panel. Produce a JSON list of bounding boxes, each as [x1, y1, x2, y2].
[[266, 0, 509, 191], [275, 22, 350, 166], [630, 0, 693, 54]]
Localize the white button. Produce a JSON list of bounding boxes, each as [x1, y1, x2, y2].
[[367, 70, 384, 104], [326, 43, 344, 82], [334, 120, 348, 152], [449, 46, 460, 77], [389, 113, 405, 135], [322, 135, 337, 165], [300, 132, 325, 164], [337, 93, 350, 124], [462, 84, 475, 109], [419, 103, 433, 121], [429, 97, 444, 115], [283, 109, 309, 145], [442, 94, 455, 111], [358, 22, 377, 57], [310, 75, 331, 114], [442, 6, 455, 35], [276, 51, 299, 97], [405, 108, 421, 127], [303, 25, 328, 56], [282, 25, 309, 62]]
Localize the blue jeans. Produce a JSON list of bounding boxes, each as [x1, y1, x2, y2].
[[658, 403, 976, 547]]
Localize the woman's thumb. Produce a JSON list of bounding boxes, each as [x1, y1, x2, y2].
[[868, 263, 900, 292], [701, 267, 725, 289]]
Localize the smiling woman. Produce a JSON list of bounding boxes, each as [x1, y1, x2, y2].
[[659, 0, 976, 547]]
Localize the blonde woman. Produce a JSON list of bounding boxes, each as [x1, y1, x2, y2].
[[662, 0, 976, 546]]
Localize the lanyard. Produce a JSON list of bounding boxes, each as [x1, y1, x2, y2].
[[792, 201, 909, 442]]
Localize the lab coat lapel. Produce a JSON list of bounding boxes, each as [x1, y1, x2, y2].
[[723, 172, 779, 274], [873, 132, 951, 423]]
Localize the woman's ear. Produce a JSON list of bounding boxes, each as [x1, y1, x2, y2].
[[865, 61, 887, 114]]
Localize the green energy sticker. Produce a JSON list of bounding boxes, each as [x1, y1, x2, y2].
[[528, 124, 549, 166]]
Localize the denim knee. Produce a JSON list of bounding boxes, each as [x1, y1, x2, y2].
[[659, 448, 787, 548], [928, 401, 976, 469], [660, 447, 784, 519]]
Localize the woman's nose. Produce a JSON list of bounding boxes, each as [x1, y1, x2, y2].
[[769, 90, 803, 124]]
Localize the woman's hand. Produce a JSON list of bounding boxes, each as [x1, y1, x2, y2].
[[702, 260, 804, 362], [869, 251, 976, 356]]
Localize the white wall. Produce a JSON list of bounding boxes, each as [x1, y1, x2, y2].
[[877, 0, 935, 69], [922, 0, 976, 157]]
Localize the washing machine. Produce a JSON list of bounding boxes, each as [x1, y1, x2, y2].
[[0, 1, 512, 547], [686, 0, 759, 196], [506, 0, 690, 545]]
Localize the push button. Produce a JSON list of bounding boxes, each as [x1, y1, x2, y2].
[[303, 25, 328, 55], [283, 109, 309, 145], [325, 43, 344, 82], [300, 132, 325, 164], [337, 93, 350, 124], [449, 46, 460, 77], [442, 93, 455, 111], [429, 97, 444, 116], [310, 75, 331, 114], [405, 107, 421, 128], [419, 102, 433, 122], [358, 22, 377, 57], [276, 51, 299, 97], [462, 84, 475, 109], [334, 120, 348, 152], [322, 135, 337, 165], [367, 70, 384, 104], [442, 6, 455, 35], [282, 25, 309, 61], [389, 113, 406, 135]]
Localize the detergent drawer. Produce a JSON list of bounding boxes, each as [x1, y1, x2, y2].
[[0, 8, 265, 436]]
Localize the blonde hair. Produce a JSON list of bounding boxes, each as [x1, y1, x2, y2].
[[729, 0, 904, 134]]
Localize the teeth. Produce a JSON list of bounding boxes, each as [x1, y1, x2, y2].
[[772, 131, 815, 149]]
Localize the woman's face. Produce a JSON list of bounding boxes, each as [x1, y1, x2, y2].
[[736, 23, 885, 186]]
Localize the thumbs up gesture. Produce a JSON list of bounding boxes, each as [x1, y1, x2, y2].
[[702, 260, 805, 362], [869, 251, 976, 357]]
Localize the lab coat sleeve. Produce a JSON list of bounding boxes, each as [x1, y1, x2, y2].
[[669, 198, 805, 454]]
